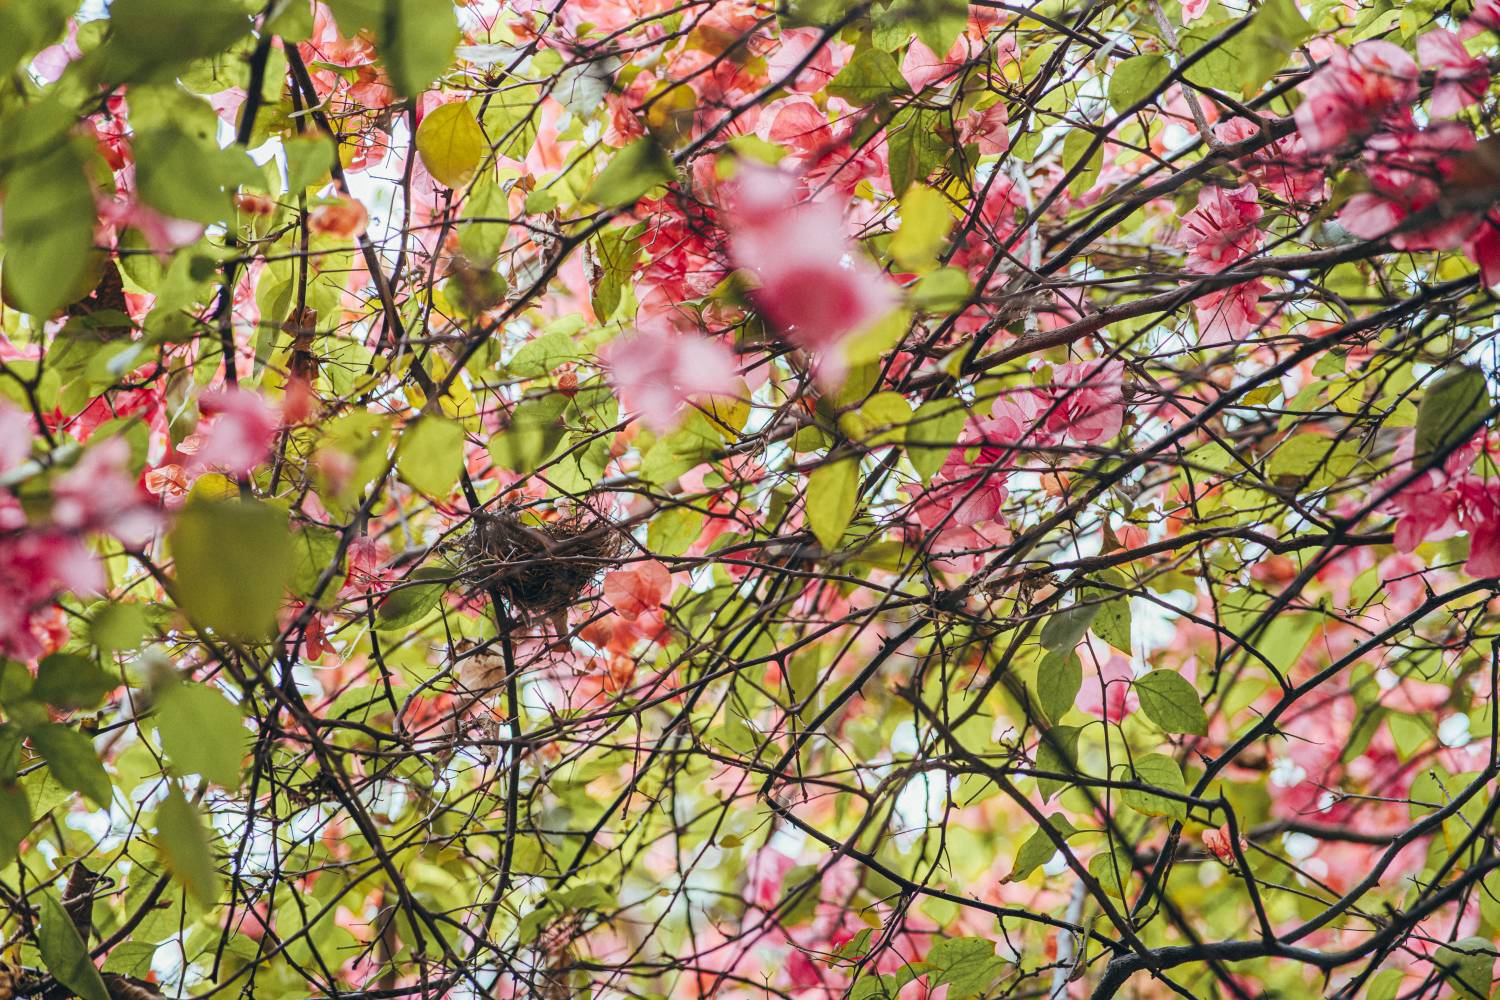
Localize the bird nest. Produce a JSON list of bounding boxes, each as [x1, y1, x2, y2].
[[462, 508, 625, 618]]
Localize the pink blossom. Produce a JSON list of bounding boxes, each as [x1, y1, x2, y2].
[[1418, 29, 1490, 118], [1470, 0, 1500, 33], [50, 437, 158, 547], [1391, 470, 1459, 552], [1294, 41, 1419, 153], [1040, 360, 1126, 444], [1459, 478, 1500, 578], [603, 328, 737, 432], [900, 36, 976, 92], [726, 165, 897, 373], [765, 28, 837, 94], [1078, 653, 1138, 723], [602, 560, 673, 619], [1181, 0, 1210, 22], [0, 532, 104, 660], [1465, 213, 1500, 286], [957, 102, 1010, 155], [0, 399, 34, 475], [1212, 117, 1324, 203], [97, 195, 205, 256], [1336, 124, 1480, 251], [1180, 183, 1262, 274], [1195, 279, 1269, 342], [192, 390, 280, 475]]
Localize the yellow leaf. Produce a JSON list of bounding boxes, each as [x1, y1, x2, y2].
[[416, 102, 486, 190]]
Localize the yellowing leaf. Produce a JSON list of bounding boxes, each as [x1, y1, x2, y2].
[[416, 101, 486, 190], [890, 184, 952, 272], [806, 457, 860, 550]]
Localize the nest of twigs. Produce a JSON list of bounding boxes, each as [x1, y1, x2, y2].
[[462, 507, 625, 618]]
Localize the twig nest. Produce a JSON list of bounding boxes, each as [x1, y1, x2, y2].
[[463, 507, 625, 618]]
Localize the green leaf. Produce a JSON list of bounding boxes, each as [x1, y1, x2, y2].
[[0, 782, 32, 866], [490, 392, 569, 474], [376, 566, 451, 630], [157, 785, 220, 908], [648, 505, 706, 558], [1415, 365, 1491, 463], [1036, 650, 1081, 724], [38, 893, 109, 1000], [1107, 54, 1171, 113], [910, 266, 971, 313], [1088, 841, 1134, 898], [1035, 725, 1080, 802], [289, 524, 346, 604], [1, 142, 95, 317], [905, 399, 966, 483], [1040, 603, 1099, 652], [397, 416, 466, 497], [31, 725, 110, 809], [1182, 0, 1311, 99], [1134, 669, 1208, 735], [381, 0, 461, 98], [90, 602, 149, 656], [135, 126, 257, 224], [1085, 572, 1132, 652], [169, 499, 293, 638], [1007, 813, 1076, 882], [827, 48, 909, 106], [0, 0, 72, 77], [1118, 753, 1188, 820], [589, 226, 641, 321], [416, 101, 486, 189], [806, 458, 860, 550], [508, 330, 578, 377], [924, 937, 1006, 999], [586, 138, 676, 208], [103, 0, 250, 83], [1434, 937, 1497, 1000], [460, 178, 510, 266], [154, 683, 245, 788], [887, 107, 947, 195], [890, 184, 953, 272], [1062, 128, 1102, 197], [284, 133, 337, 194], [31, 654, 114, 711]]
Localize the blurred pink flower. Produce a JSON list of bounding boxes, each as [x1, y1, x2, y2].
[[603, 327, 737, 432]]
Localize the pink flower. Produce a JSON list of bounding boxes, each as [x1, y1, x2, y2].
[[1202, 826, 1239, 863], [726, 165, 897, 374], [192, 390, 280, 475], [1180, 183, 1262, 274], [957, 102, 1010, 155], [0, 399, 34, 476], [1037, 360, 1126, 444], [1418, 30, 1490, 118], [1181, 0, 1210, 22], [1212, 117, 1323, 203], [97, 195, 205, 256], [766, 28, 837, 94], [1470, 0, 1500, 33], [603, 328, 737, 432], [1078, 654, 1138, 723], [308, 198, 369, 240], [1195, 279, 1269, 342], [1392, 471, 1459, 552], [1294, 41, 1419, 153], [1459, 478, 1500, 578], [1336, 124, 1480, 251], [1464, 213, 1500, 286], [602, 560, 673, 619], [51, 437, 158, 547]]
